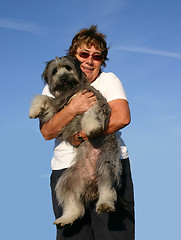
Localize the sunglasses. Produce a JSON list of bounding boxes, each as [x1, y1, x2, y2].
[[78, 52, 103, 61]]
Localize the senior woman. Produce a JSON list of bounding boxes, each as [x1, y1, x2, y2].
[[40, 25, 135, 240]]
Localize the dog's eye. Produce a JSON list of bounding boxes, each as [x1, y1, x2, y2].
[[65, 65, 72, 71], [52, 68, 57, 76]]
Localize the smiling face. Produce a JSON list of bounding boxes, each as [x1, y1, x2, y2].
[[75, 44, 103, 83]]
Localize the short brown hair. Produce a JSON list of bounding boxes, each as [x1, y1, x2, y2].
[[67, 25, 109, 67]]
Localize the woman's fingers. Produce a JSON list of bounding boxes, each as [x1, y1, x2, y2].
[[69, 91, 97, 114]]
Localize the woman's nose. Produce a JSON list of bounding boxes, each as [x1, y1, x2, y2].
[[86, 55, 94, 64]]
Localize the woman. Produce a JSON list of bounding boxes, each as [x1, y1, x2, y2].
[[40, 25, 135, 240]]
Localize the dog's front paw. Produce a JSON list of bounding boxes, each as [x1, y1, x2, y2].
[[29, 95, 49, 119], [81, 105, 105, 137], [29, 105, 43, 119], [96, 202, 115, 214], [84, 125, 102, 137], [82, 116, 103, 137]]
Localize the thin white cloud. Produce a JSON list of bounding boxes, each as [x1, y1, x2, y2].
[[101, 0, 126, 16], [116, 46, 181, 59], [0, 18, 41, 35]]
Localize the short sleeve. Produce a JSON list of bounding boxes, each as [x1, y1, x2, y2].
[[91, 72, 128, 103]]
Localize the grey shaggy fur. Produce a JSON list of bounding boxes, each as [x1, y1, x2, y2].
[[29, 56, 122, 226]]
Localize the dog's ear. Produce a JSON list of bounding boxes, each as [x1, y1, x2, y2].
[[73, 57, 81, 69], [41, 60, 52, 83], [72, 57, 87, 81], [63, 55, 81, 71], [71, 57, 89, 84]]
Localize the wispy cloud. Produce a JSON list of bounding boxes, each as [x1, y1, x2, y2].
[[0, 18, 41, 35], [116, 46, 181, 59], [101, 0, 126, 16]]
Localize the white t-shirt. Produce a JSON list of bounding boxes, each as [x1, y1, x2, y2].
[[42, 72, 129, 170]]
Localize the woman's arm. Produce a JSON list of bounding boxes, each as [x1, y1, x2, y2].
[[105, 98, 131, 134], [40, 91, 96, 140]]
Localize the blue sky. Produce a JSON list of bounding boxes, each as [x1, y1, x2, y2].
[[1, 0, 181, 239]]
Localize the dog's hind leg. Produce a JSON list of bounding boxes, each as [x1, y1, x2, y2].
[[54, 192, 85, 226], [95, 140, 120, 214], [54, 163, 86, 226], [96, 183, 117, 214]]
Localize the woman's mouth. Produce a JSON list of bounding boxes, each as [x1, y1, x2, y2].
[[81, 66, 94, 71]]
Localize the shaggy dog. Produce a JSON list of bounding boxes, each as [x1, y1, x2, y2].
[[29, 56, 121, 226]]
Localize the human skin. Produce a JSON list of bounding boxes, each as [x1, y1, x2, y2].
[[75, 45, 103, 83]]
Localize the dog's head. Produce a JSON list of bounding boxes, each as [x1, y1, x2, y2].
[[42, 56, 88, 97]]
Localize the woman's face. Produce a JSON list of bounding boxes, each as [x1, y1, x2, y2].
[[75, 44, 103, 83]]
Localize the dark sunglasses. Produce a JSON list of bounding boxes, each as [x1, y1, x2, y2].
[[78, 52, 103, 61]]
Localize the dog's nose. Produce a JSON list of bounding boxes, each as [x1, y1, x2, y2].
[[59, 74, 68, 84]]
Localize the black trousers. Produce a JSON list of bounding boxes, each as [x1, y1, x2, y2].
[[50, 158, 135, 240]]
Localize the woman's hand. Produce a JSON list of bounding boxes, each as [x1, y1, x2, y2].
[[68, 90, 97, 115], [67, 130, 88, 147]]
